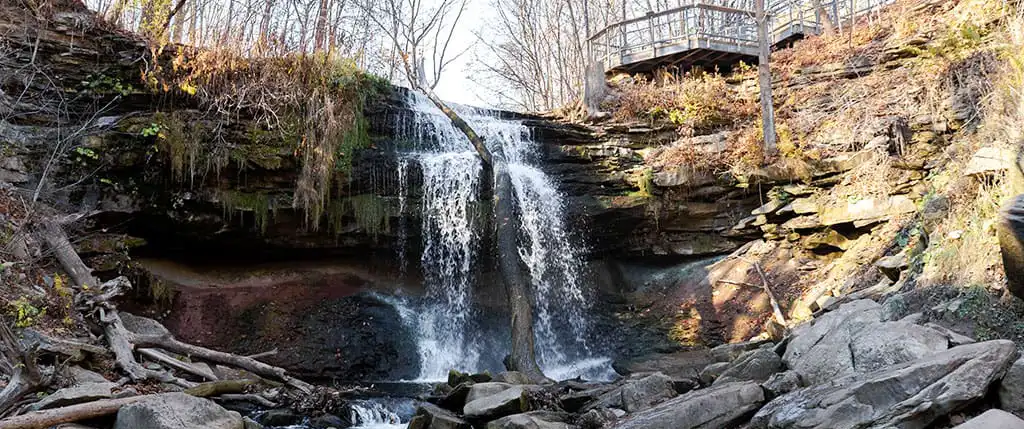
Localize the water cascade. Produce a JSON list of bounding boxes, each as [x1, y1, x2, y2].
[[394, 93, 614, 381], [348, 400, 405, 429]]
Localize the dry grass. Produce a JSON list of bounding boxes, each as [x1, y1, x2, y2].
[[612, 72, 756, 135], [918, 0, 1024, 289]]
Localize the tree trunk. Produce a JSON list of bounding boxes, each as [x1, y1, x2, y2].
[[313, 0, 331, 52], [810, 0, 837, 33], [257, 0, 276, 52], [755, 0, 777, 156], [494, 168, 548, 383]]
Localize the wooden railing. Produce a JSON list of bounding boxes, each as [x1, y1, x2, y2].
[[589, 0, 893, 72]]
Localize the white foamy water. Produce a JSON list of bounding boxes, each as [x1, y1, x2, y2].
[[393, 91, 615, 382]]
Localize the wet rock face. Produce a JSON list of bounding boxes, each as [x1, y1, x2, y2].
[[163, 285, 419, 381]]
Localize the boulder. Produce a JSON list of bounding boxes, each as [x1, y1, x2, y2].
[[64, 366, 110, 384], [31, 382, 118, 411], [612, 350, 713, 386], [874, 252, 909, 281], [998, 194, 1024, 300], [309, 414, 347, 429], [612, 381, 765, 429], [924, 323, 976, 347], [114, 392, 243, 429], [751, 340, 1019, 429], [846, 321, 948, 373], [560, 387, 611, 412], [618, 373, 675, 412], [713, 348, 783, 385], [410, 403, 471, 429], [449, 370, 492, 387], [464, 386, 529, 420], [578, 409, 619, 429], [486, 412, 571, 429], [466, 382, 514, 403], [438, 382, 474, 411], [783, 300, 948, 385], [710, 340, 771, 362], [698, 362, 730, 386], [584, 373, 674, 412], [761, 371, 802, 398], [242, 417, 264, 429], [965, 146, 1017, 176], [1000, 357, 1024, 417], [953, 409, 1024, 429]]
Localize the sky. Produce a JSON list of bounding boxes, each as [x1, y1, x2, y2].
[[431, 0, 495, 109]]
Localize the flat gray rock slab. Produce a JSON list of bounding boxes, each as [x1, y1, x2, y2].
[[464, 386, 529, 420], [612, 381, 764, 429], [783, 299, 949, 385], [114, 392, 243, 429], [752, 340, 1019, 429], [953, 409, 1024, 429]]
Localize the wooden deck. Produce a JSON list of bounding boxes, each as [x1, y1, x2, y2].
[[589, 0, 891, 74]]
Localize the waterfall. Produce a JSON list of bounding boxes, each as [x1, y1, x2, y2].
[[348, 400, 404, 429], [394, 92, 613, 381]]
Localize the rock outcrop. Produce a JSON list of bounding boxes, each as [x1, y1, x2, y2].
[[752, 340, 1019, 429], [612, 381, 765, 429], [114, 393, 244, 429], [783, 299, 949, 385]]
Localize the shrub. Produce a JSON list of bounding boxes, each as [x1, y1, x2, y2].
[[613, 72, 754, 134]]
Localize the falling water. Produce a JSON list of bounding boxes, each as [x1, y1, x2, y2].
[[348, 400, 404, 429], [395, 92, 613, 381]]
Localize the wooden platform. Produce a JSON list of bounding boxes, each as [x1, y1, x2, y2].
[[590, 0, 890, 75]]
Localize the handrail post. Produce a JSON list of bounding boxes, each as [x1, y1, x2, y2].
[[648, 11, 656, 58]]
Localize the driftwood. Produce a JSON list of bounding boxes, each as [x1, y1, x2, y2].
[[0, 317, 44, 418], [247, 348, 278, 359], [98, 307, 193, 388], [183, 379, 257, 397], [130, 330, 312, 392], [736, 256, 788, 328], [138, 348, 218, 381], [0, 395, 155, 429], [23, 329, 106, 362], [214, 393, 278, 408]]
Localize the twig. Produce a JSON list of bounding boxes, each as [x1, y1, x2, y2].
[[246, 348, 279, 360], [213, 393, 278, 408]]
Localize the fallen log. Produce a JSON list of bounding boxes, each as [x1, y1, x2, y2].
[[138, 348, 219, 381], [0, 394, 159, 429], [98, 308, 192, 388], [130, 331, 312, 393], [184, 379, 257, 397], [213, 393, 278, 408]]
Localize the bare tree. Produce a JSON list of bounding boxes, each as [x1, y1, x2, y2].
[[755, 0, 777, 154]]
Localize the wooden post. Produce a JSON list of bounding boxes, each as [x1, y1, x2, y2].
[[648, 12, 656, 57]]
